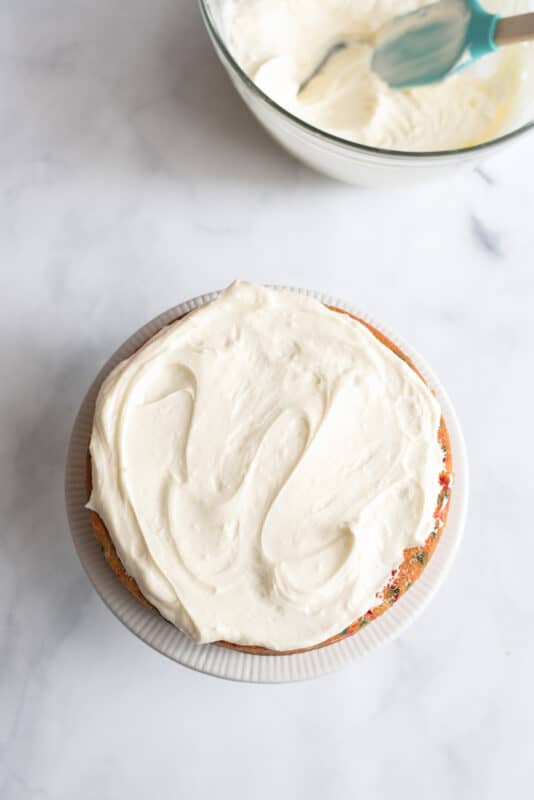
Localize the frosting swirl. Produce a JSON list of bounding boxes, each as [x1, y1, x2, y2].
[[88, 283, 444, 650]]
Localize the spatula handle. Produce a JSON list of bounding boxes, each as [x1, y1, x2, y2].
[[494, 12, 534, 45]]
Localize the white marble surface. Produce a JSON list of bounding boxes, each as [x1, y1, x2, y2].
[[1, 0, 534, 797]]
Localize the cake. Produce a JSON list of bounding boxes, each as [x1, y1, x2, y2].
[[86, 282, 452, 654]]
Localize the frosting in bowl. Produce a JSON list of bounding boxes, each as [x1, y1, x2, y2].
[[224, 0, 526, 152], [88, 283, 444, 651]]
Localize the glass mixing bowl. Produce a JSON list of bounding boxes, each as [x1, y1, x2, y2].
[[198, 0, 534, 186]]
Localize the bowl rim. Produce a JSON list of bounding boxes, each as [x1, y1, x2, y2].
[[198, 0, 534, 160]]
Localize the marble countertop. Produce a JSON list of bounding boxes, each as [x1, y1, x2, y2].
[[1, 1, 533, 797]]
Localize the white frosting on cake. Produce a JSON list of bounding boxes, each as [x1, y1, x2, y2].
[[88, 283, 444, 650]]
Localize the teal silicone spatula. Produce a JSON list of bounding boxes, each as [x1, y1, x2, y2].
[[371, 0, 534, 88]]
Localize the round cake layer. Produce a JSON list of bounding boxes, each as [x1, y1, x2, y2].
[[87, 283, 451, 652]]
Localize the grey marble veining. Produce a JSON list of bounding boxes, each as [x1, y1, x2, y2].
[[1, 1, 534, 798]]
